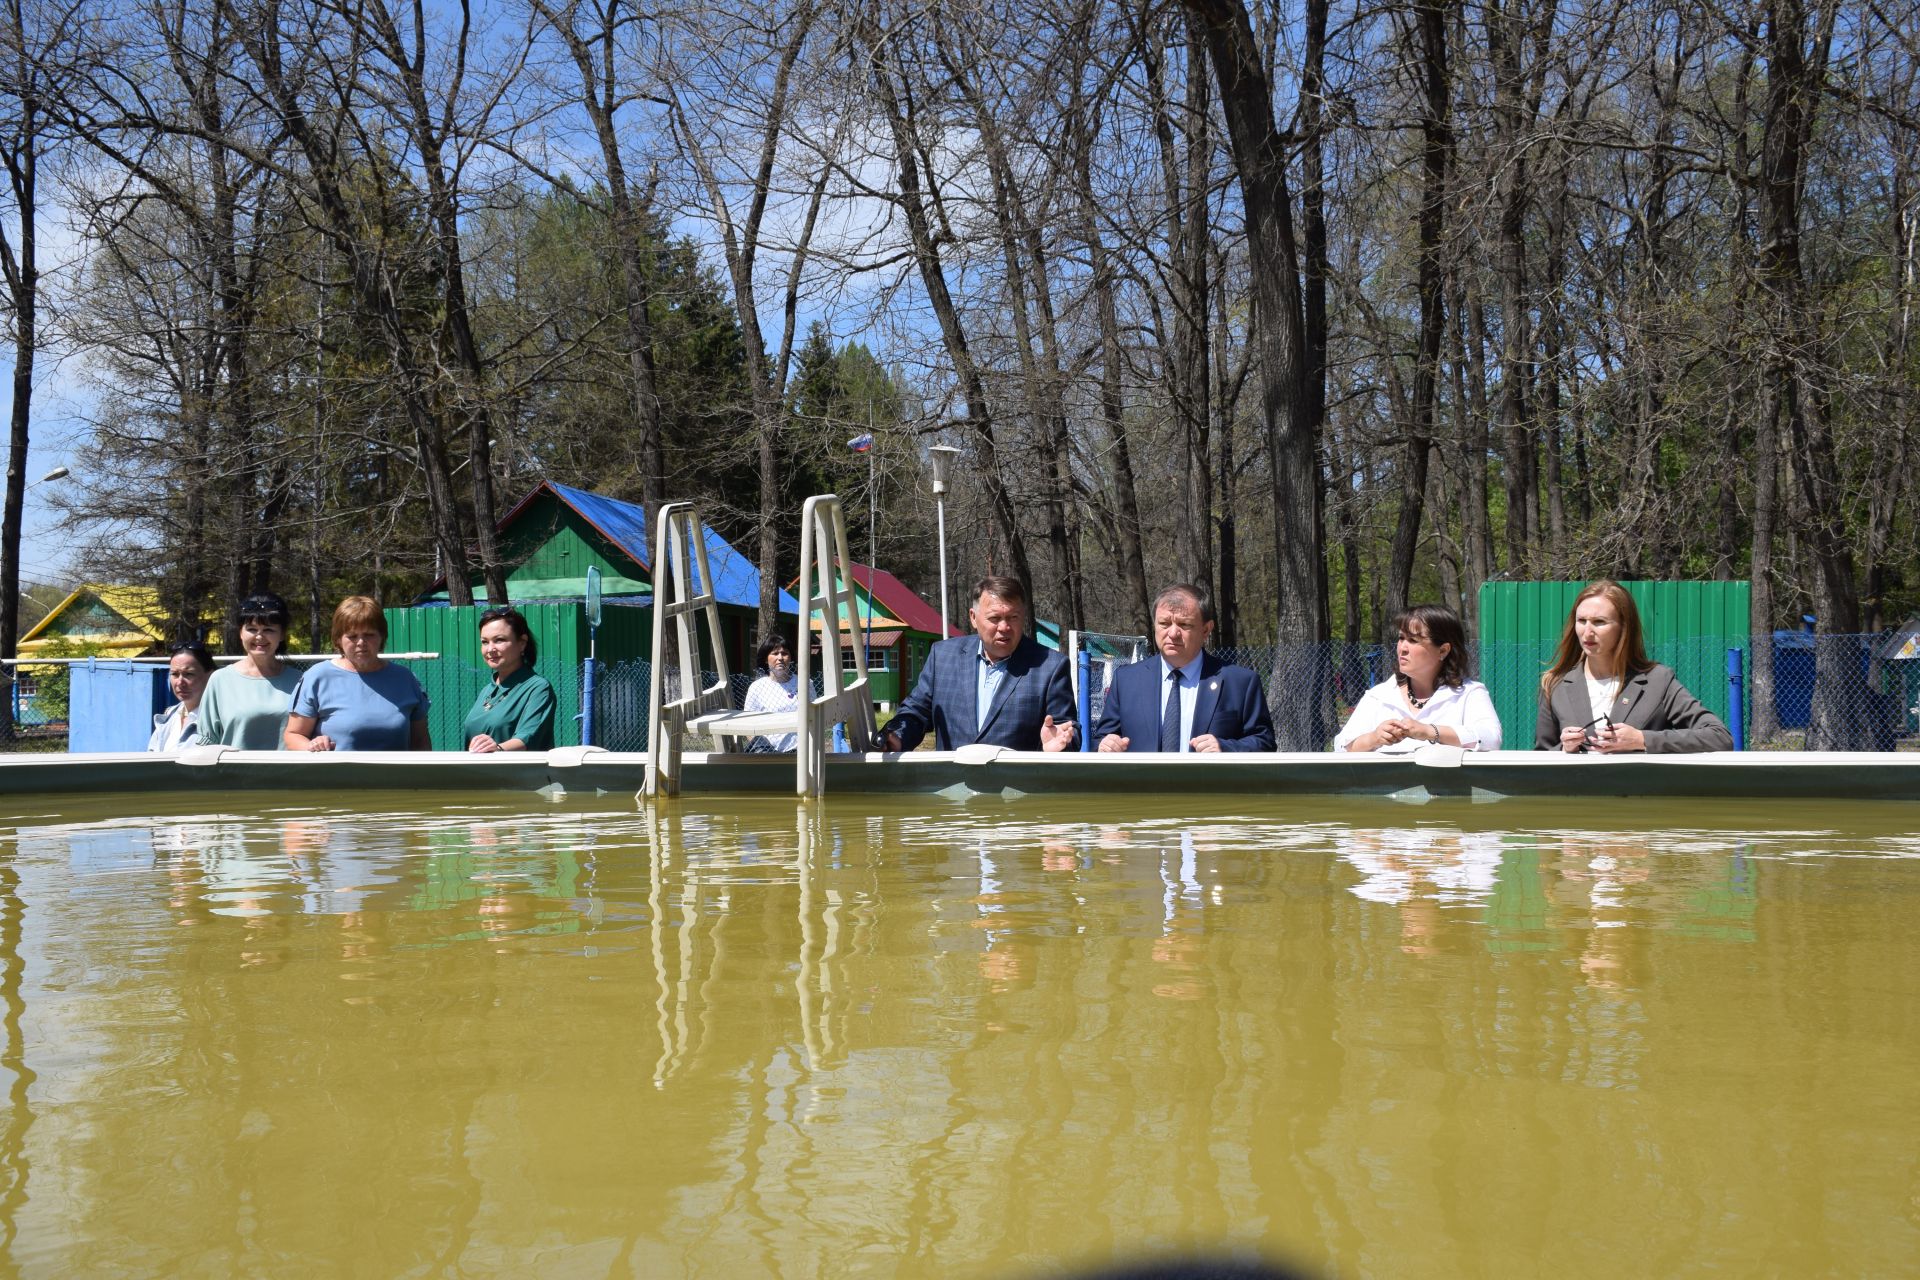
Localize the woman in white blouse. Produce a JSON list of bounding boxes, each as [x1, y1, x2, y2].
[[740, 632, 801, 752], [1334, 604, 1503, 752], [147, 642, 214, 752]]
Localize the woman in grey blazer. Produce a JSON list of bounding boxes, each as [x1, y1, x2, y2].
[[1534, 581, 1733, 753]]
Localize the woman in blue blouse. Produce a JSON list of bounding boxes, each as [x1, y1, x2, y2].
[[284, 596, 431, 751]]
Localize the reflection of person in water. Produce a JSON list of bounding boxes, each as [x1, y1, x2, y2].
[[1551, 834, 1655, 997], [279, 816, 418, 920], [1337, 826, 1507, 958], [978, 939, 1037, 995]]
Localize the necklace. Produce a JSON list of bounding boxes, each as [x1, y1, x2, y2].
[[1399, 675, 1433, 710]]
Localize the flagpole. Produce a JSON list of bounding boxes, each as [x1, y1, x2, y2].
[[847, 427, 879, 669]]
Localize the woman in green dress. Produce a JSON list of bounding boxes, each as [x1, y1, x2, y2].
[[463, 607, 556, 752]]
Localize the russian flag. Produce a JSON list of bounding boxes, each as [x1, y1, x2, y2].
[[847, 433, 874, 453]]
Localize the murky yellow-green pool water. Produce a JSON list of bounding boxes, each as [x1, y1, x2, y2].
[[0, 790, 1916, 1277]]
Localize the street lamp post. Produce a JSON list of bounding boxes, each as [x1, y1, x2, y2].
[[928, 445, 960, 637]]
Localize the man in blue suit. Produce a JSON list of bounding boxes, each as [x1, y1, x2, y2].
[[883, 575, 1077, 753], [1094, 584, 1275, 753]]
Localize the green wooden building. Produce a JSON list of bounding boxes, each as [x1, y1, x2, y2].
[[397, 482, 796, 748]]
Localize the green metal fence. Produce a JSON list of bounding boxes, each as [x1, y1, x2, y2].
[[383, 602, 605, 750], [1477, 581, 1751, 742]]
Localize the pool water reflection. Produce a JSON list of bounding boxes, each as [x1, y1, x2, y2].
[[1, 791, 1917, 1276]]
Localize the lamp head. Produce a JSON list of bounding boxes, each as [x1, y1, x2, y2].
[[929, 445, 960, 495]]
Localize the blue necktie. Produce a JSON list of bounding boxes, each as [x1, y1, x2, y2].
[[1159, 668, 1183, 752]]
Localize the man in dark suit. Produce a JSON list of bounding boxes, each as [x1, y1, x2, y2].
[[883, 575, 1077, 752], [1094, 584, 1275, 753]]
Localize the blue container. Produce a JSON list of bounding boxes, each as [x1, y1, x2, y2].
[[69, 660, 168, 752], [1770, 631, 1816, 728]]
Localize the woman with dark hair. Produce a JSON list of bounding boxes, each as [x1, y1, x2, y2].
[[739, 632, 800, 752], [462, 606, 556, 752], [1335, 603, 1503, 752], [285, 596, 432, 751], [147, 642, 214, 752], [197, 593, 304, 749], [1536, 580, 1731, 753]]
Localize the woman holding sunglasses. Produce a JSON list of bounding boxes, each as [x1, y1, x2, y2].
[[1536, 581, 1732, 753]]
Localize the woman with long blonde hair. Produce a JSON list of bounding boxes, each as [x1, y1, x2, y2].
[[1535, 581, 1732, 753]]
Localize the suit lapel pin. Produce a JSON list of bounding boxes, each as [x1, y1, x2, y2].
[[1209, 681, 1218, 691]]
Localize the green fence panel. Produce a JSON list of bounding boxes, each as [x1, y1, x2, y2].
[[385, 603, 588, 749], [1477, 581, 1750, 747]]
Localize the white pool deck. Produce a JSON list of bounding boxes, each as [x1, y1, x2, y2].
[[3, 743, 1918, 802]]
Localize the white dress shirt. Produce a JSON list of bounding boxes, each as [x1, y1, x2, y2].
[[741, 673, 800, 751], [1332, 677, 1504, 752]]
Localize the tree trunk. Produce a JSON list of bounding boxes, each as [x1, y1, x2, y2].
[[957, 68, 1080, 629], [233, 3, 477, 604], [1182, 0, 1326, 747], [1214, 257, 1239, 648], [1384, 0, 1450, 630], [371, 1, 512, 606], [864, 25, 1034, 602], [1455, 285, 1495, 612], [525, 0, 668, 511], [1539, 168, 1569, 572], [1069, 87, 1150, 628], [1756, 0, 1854, 749], [1486, 0, 1542, 574], [0, 0, 38, 741], [1144, 11, 1213, 590]]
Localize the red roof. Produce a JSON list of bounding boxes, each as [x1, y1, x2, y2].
[[791, 560, 956, 640], [838, 560, 962, 638], [785, 559, 963, 638]]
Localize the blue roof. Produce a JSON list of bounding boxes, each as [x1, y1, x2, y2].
[[547, 482, 799, 613]]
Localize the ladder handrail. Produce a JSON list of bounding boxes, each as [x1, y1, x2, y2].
[[643, 494, 875, 797]]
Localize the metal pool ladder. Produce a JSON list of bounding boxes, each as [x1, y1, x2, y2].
[[641, 495, 876, 798]]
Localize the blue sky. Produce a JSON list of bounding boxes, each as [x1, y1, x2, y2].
[[1, 365, 86, 590]]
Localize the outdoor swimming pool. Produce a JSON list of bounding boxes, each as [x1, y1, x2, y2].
[[0, 789, 1915, 1276]]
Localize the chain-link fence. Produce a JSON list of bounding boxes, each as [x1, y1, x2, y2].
[[1082, 633, 1920, 752], [8, 632, 1918, 753]]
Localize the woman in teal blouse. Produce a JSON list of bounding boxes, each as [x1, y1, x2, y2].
[[463, 607, 556, 752], [198, 592, 304, 749]]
